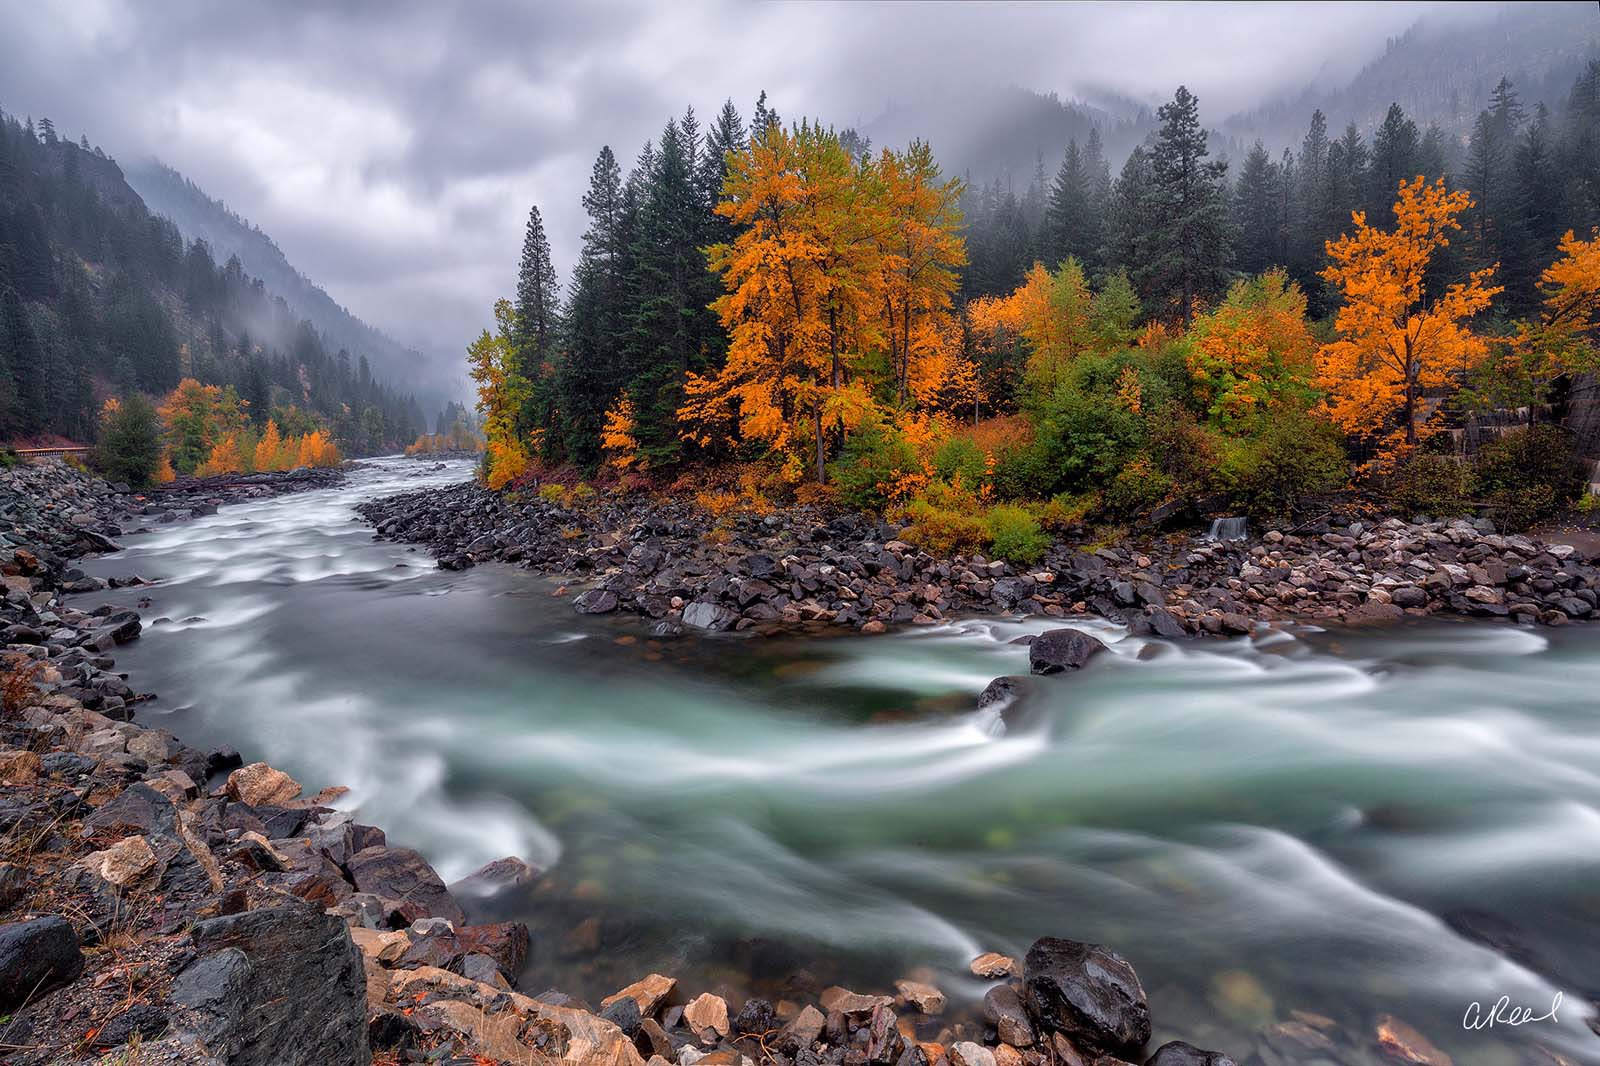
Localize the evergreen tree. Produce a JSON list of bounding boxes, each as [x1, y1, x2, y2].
[[1104, 146, 1153, 281], [1046, 140, 1093, 269], [512, 204, 560, 377], [1367, 103, 1421, 218], [557, 146, 628, 465], [1142, 86, 1231, 325], [1233, 141, 1284, 276]]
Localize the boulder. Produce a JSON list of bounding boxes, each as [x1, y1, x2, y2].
[[894, 979, 946, 1015], [79, 834, 157, 888], [949, 1042, 996, 1066], [1022, 936, 1150, 1057], [451, 855, 540, 898], [455, 921, 531, 978], [83, 782, 176, 839], [0, 916, 83, 1010], [602, 972, 677, 1016], [170, 904, 370, 1066], [225, 762, 303, 807], [983, 984, 1035, 1046], [684, 992, 730, 1038], [345, 846, 464, 925], [575, 589, 620, 614], [1028, 630, 1107, 675], [682, 601, 740, 631]]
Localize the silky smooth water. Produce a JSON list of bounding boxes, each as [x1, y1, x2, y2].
[[81, 458, 1600, 1065]]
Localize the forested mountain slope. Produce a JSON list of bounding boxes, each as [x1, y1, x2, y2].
[[0, 110, 424, 448]]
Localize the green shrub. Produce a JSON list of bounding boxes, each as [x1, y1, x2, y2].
[[1019, 385, 1146, 498], [899, 480, 988, 557], [932, 435, 987, 487], [985, 504, 1050, 564], [95, 395, 163, 488], [1385, 453, 1471, 518], [1473, 424, 1587, 530], [1219, 408, 1347, 516], [1104, 454, 1172, 518], [830, 421, 919, 511]]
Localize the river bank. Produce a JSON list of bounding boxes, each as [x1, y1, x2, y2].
[[0, 458, 1236, 1066], [356, 479, 1600, 638]]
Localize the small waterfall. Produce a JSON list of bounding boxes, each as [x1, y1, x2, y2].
[[1206, 516, 1248, 542]]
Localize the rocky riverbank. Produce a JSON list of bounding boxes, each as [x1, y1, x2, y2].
[[3, 457, 1251, 1065], [356, 480, 1600, 638]]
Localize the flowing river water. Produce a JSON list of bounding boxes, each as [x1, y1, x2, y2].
[[78, 457, 1600, 1065]]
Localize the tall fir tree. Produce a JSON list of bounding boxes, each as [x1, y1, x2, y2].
[[1141, 86, 1231, 325], [1232, 141, 1285, 276], [1367, 103, 1421, 219]]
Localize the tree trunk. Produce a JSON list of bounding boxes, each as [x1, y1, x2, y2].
[[813, 401, 826, 484]]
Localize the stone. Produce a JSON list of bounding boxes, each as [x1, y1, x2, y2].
[[451, 855, 540, 898], [969, 952, 1018, 979], [1374, 1014, 1452, 1066], [345, 845, 465, 925], [600, 991, 642, 1036], [982, 984, 1035, 1046], [682, 601, 740, 631], [170, 903, 369, 1066], [820, 986, 893, 1015], [455, 921, 531, 978], [684, 992, 730, 1038], [1028, 630, 1107, 675], [894, 979, 946, 1015], [949, 1042, 996, 1066], [83, 782, 176, 839], [225, 762, 303, 807], [80, 834, 157, 888], [602, 972, 677, 1016], [779, 1004, 826, 1051], [419, 998, 532, 1062], [576, 589, 620, 614], [0, 916, 83, 1011], [1022, 937, 1150, 1057], [91, 1002, 169, 1047], [0, 863, 25, 909], [733, 997, 775, 1036], [1143, 1042, 1237, 1066]]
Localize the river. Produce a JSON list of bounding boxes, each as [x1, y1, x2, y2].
[[79, 456, 1600, 1065]]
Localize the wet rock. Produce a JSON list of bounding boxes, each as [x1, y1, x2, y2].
[[1022, 937, 1150, 1057], [1374, 1014, 1452, 1066], [0, 916, 83, 1010], [949, 1041, 996, 1066], [346, 845, 465, 925], [894, 978, 946, 1015], [171, 903, 369, 1066], [820, 986, 894, 1015], [682, 601, 740, 631], [452, 855, 540, 898], [1028, 630, 1107, 675], [779, 1004, 826, 1051], [983, 984, 1035, 1046], [83, 782, 176, 839], [1143, 1042, 1236, 1066], [576, 589, 620, 614], [601, 991, 642, 1036], [733, 997, 775, 1036], [455, 920, 531, 978], [970, 952, 1018, 979]]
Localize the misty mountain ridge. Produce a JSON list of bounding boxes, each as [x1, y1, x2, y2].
[[124, 159, 458, 408]]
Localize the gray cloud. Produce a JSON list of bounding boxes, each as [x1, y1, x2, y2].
[[0, 0, 1513, 370]]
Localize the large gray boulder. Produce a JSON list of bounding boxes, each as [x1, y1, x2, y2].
[[169, 903, 370, 1066], [1027, 629, 1108, 675], [0, 916, 83, 1011]]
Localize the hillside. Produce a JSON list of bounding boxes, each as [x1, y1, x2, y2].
[[0, 110, 425, 449], [1223, 4, 1600, 153], [124, 160, 446, 403]]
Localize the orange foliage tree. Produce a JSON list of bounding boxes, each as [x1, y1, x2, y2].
[[195, 434, 245, 477], [159, 378, 247, 474], [254, 420, 283, 472], [600, 396, 640, 471], [1316, 177, 1502, 457]]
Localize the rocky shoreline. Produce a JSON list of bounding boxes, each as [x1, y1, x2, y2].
[[3, 458, 1252, 1066], [356, 479, 1600, 639]]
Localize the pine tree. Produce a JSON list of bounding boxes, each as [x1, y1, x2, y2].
[[1292, 110, 1331, 294], [512, 204, 560, 378], [1233, 142, 1284, 276], [1368, 103, 1421, 219], [1046, 140, 1090, 268], [1104, 147, 1153, 281], [557, 146, 628, 465], [1142, 86, 1231, 325], [1561, 61, 1600, 232]]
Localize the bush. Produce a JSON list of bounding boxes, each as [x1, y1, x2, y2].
[[985, 504, 1050, 564], [1023, 385, 1147, 499], [1385, 453, 1472, 518], [1473, 424, 1588, 530], [932, 435, 988, 487], [1104, 454, 1172, 518], [1219, 408, 1347, 516], [900, 481, 988, 557], [830, 421, 921, 511], [95, 394, 163, 488]]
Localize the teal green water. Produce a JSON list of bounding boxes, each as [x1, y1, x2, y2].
[[83, 459, 1600, 1065]]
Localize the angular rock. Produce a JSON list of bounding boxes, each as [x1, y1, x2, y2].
[[1143, 1042, 1237, 1066], [0, 916, 83, 1011], [1022, 936, 1150, 1057], [969, 952, 1018, 979], [83, 782, 176, 839], [602, 972, 677, 1016], [455, 921, 531, 978], [949, 1042, 996, 1066], [79, 834, 157, 888], [894, 978, 946, 1015], [225, 762, 303, 807], [345, 845, 464, 925], [983, 984, 1035, 1046], [684, 992, 730, 1038], [171, 903, 370, 1066], [451, 855, 540, 898]]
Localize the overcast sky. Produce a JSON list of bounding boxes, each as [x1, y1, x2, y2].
[[0, 1, 1516, 369]]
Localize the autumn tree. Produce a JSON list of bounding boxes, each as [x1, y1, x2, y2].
[[1317, 177, 1502, 457], [159, 378, 247, 474], [253, 419, 283, 471], [195, 433, 245, 477], [468, 299, 533, 489]]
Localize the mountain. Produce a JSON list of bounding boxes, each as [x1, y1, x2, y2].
[[1223, 4, 1600, 154], [124, 160, 454, 405], [0, 110, 425, 448]]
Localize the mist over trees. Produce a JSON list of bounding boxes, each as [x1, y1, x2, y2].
[[0, 108, 424, 451]]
